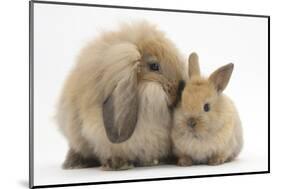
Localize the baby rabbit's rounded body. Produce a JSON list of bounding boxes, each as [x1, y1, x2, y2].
[[172, 94, 243, 165], [172, 53, 243, 166], [57, 22, 185, 170]]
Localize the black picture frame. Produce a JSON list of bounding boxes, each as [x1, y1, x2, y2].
[[29, 0, 270, 188]]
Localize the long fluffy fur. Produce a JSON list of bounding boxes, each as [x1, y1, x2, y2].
[[57, 21, 185, 168]]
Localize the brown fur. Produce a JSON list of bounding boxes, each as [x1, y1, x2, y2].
[[63, 149, 100, 169], [171, 53, 243, 166], [57, 21, 185, 170]]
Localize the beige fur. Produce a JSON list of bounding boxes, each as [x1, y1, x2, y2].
[[56, 21, 185, 169], [171, 53, 243, 166]]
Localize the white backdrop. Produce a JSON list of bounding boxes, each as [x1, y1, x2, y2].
[[1, 0, 279, 189], [32, 2, 268, 186]]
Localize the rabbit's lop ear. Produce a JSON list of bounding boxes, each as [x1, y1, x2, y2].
[[188, 52, 201, 78], [209, 63, 234, 93], [103, 71, 138, 143]]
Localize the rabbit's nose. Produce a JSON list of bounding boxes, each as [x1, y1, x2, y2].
[[187, 118, 197, 128]]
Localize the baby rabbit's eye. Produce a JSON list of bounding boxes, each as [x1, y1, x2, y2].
[[204, 103, 210, 112], [149, 63, 160, 71]]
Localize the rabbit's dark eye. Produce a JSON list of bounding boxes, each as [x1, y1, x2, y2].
[[149, 63, 160, 71], [204, 103, 210, 112]]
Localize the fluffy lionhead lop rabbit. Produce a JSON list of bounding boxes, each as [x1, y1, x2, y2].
[[57, 21, 185, 170], [171, 53, 243, 166]]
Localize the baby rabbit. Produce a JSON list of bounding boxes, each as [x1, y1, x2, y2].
[[171, 53, 243, 166], [56, 21, 185, 170]]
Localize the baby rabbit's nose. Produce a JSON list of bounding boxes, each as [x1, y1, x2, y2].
[[187, 118, 197, 128]]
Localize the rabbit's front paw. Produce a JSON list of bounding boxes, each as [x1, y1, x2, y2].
[[208, 154, 227, 165], [177, 156, 193, 166], [140, 159, 160, 167], [102, 157, 134, 171]]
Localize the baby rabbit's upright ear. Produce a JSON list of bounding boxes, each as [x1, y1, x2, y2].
[[209, 63, 234, 93], [188, 52, 201, 79]]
